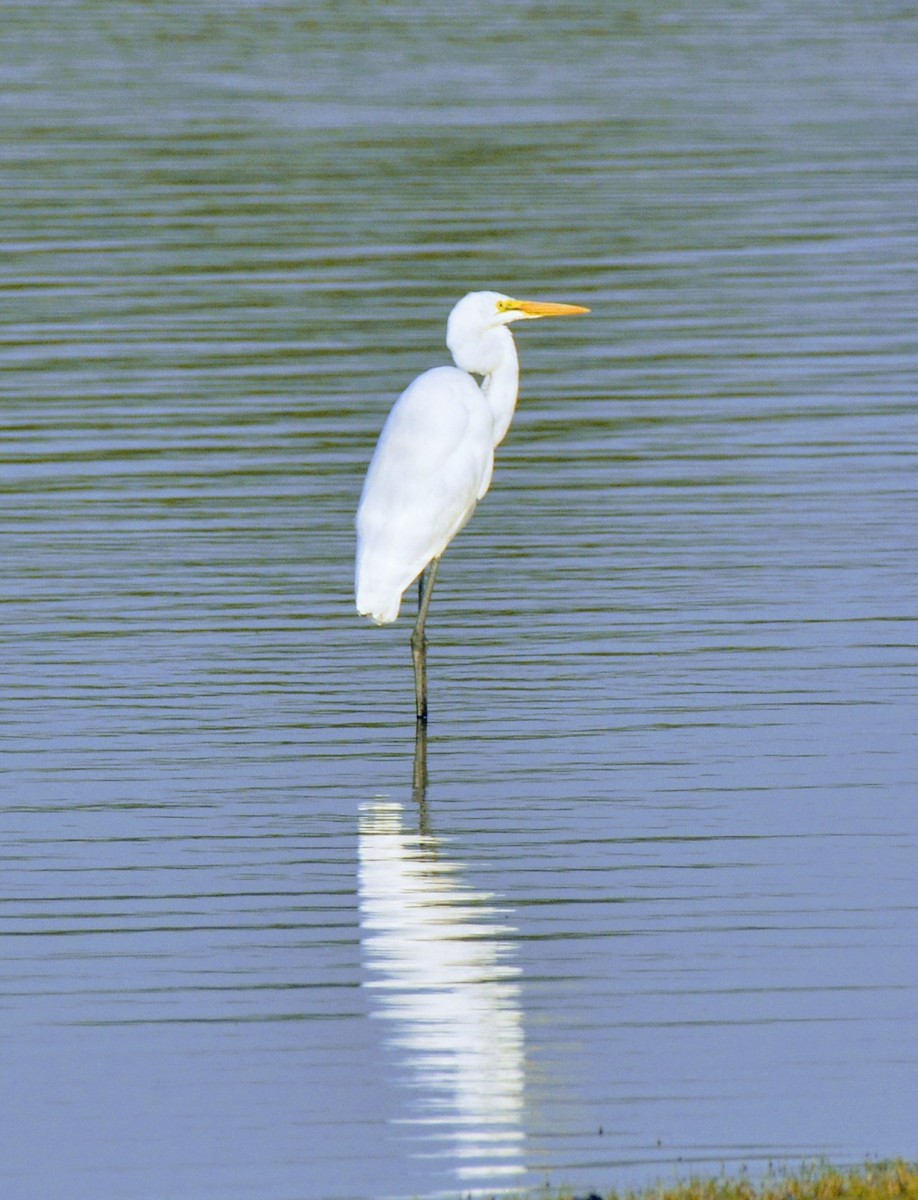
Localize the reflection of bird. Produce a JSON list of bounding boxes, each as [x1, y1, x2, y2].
[[355, 290, 589, 721], [358, 800, 526, 1185]]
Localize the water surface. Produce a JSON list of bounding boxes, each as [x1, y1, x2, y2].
[[2, 3, 917, 1198]]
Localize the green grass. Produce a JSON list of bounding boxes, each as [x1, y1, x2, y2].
[[539, 1161, 918, 1200]]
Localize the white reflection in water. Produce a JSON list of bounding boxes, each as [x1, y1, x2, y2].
[[358, 799, 526, 1186]]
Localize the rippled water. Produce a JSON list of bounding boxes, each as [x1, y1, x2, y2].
[[2, 3, 917, 1198]]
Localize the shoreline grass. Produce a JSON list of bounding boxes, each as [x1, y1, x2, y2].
[[532, 1160, 918, 1200]]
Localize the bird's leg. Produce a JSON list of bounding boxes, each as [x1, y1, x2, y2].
[[410, 557, 440, 723], [412, 720, 429, 833]]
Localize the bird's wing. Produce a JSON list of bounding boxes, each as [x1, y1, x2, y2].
[[355, 366, 494, 623]]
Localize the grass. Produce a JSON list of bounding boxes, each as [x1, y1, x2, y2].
[[540, 1161, 918, 1200]]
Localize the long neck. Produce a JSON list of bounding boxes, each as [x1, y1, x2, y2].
[[480, 333, 520, 447]]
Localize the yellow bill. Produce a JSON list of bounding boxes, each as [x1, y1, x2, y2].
[[497, 297, 591, 319]]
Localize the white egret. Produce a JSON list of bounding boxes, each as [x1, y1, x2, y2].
[[355, 290, 589, 722]]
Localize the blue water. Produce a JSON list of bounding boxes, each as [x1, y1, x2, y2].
[[2, 2, 916, 1197]]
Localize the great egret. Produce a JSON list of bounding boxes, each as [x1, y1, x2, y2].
[[355, 290, 589, 722]]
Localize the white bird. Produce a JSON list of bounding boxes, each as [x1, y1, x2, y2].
[[355, 290, 589, 721]]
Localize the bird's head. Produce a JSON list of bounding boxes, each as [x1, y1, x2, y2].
[[446, 290, 589, 374]]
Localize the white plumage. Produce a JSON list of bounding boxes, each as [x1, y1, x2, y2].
[[354, 289, 588, 719], [355, 365, 493, 623]]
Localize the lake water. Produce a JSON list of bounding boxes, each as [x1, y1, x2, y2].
[[2, 3, 916, 1198]]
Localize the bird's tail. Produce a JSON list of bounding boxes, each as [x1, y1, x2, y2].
[[355, 576, 402, 625]]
